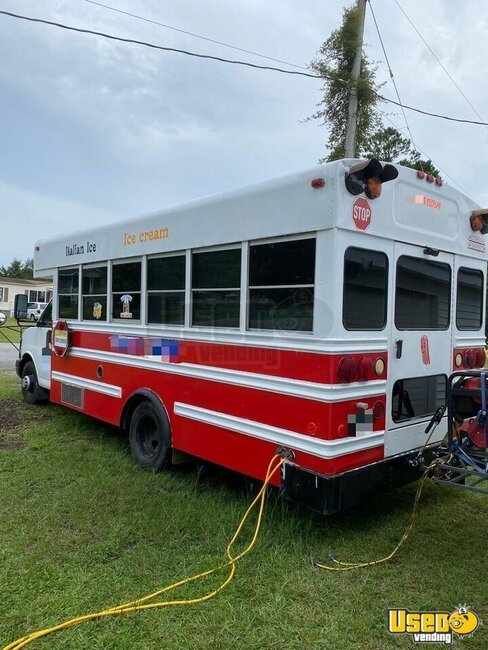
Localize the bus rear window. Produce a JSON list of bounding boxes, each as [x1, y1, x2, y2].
[[392, 375, 446, 423], [343, 247, 388, 330], [395, 256, 451, 330], [456, 267, 483, 331]]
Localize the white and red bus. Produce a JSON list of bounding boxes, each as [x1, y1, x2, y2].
[[16, 158, 488, 513]]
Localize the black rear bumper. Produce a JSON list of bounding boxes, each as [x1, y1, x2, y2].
[[282, 447, 438, 515]]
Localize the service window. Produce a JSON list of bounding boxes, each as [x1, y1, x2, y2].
[[58, 268, 79, 319], [395, 256, 451, 330], [112, 260, 141, 320], [192, 248, 241, 328], [248, 238, 315, 331], [82, 265, 108, 321], [147, 255, 186, 325], [343, 247, 388, 330], [392, 374, 446, 423], [456, 267, 483, 331]]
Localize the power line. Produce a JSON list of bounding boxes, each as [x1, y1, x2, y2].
[[393, 0, 487, 127], [84, 0, 310, 71], [0, 10, 318, 78], [1, 10, 488, 127], [368, 0, 419, 152], [380, 111, 478, 202]]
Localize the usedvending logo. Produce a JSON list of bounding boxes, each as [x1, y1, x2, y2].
[[388, 605, 481, 644]]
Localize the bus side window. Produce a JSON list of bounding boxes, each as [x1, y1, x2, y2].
[[248, 238, 315, 332], [147, 254, 186, 325], [456, 267, 483, 331], [343, 247, 388, 330]]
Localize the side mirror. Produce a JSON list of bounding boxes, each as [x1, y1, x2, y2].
[[14, 294, 28, 320], [0, 313, 6, 327]]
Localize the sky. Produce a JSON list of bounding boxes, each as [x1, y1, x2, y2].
[[0, 0, 487, 267]]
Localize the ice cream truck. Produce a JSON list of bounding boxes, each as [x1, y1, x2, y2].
[[14, 158, 487, 513]]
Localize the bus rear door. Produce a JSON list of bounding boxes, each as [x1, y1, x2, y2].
[[385, 243, 453, 456]]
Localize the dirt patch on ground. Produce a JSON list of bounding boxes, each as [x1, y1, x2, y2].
[[0, 398, 51, 450]]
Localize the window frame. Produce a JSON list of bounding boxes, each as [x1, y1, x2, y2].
[[394, 255, 452, 331], [456, 266, 484, 331], [81, 262, 109, 322], [247, 234, 316, 333], [342, 246, 389, 331], [111, 258, 142, 322], [146, 251, 186, 326], [191, 244, 242, 329], [58, 266, 80, 320]]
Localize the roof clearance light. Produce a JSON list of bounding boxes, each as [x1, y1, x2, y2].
[[417, 170, 426, 179], [35, 245, 40, 252], [311, 178, 325, 189], [426, 174, 434, 183]]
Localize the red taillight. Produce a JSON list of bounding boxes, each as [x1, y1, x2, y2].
[[373, 400, 385, 421], [338, 356, 358, 383], [464, 349, 477, 369], [358, 356, 374, 381], [476, 348, 486, 368], [338, 356, 377, 383]]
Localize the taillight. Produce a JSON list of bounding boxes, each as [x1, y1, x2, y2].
[[373, 400, 385, 421], [476, 348, 486, 368], [338, 356, 358, 383], [464, 349, 477, 369], [358, 357, 374, 381], [338, 356, 380, 383]]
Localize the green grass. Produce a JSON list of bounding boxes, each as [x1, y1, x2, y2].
[[0, 318, 30, 345], [0, 369, 487, 649]]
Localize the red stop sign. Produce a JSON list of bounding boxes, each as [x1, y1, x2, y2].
[[352, 197, 372, 231]]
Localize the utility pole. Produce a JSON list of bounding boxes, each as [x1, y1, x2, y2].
[[344, 0, 367, 158]]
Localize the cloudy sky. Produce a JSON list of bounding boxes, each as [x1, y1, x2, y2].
[[0, 0, 487, 267]]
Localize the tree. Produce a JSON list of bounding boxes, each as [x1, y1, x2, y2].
[[308, 2, 441, 177], [397, 151, 440, 176], [362, 126, 411, 162], [307, 2, 382, 161], [0, 257, 34, 279]]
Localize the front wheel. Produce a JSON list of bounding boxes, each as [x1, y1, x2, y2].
[[129, 400, 171, 472], [21, 360, 48, 404]]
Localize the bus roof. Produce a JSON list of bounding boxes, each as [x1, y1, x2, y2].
[[34, 159, 485, 275]]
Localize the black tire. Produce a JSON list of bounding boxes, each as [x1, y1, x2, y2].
[[129, 400, 171, 472], [21, 360, 48, 404]]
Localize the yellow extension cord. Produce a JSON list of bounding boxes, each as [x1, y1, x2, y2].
[[3, 454, 444, 648], [2, 455, 285, 650], [313, 459, 443, 572]]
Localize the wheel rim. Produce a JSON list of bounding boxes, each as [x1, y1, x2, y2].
[[135, 414, 160, 459], [22, 374, 35, 396]]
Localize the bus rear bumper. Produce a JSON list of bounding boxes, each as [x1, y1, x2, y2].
[[282, 446, 439, 515]]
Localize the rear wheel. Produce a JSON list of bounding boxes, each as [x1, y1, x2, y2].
[[129, 400, 171, 472], [21, 360, 48, 404]]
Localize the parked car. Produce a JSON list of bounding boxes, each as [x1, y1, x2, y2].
[[26, 302, 47, 321]]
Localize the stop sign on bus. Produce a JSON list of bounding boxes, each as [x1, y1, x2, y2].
[[352, 197, 372, 231]]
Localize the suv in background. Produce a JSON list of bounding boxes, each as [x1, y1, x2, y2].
[[26, 302, 47, 321]]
